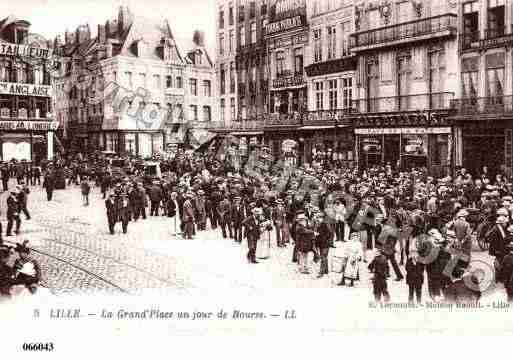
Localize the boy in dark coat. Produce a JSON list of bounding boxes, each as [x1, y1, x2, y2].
[[405, 256, 424, 304], [369, 248, 390, 303]]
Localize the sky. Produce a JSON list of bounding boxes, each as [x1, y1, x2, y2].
[[0, 0, 216, 51]]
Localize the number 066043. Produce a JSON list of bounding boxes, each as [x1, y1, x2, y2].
[[22, 343, 54, 351]]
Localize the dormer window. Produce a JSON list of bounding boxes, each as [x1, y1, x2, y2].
[[196, 50, 203, 65]]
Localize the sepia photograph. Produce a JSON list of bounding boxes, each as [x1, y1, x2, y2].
[[1, 0, 512, 356]]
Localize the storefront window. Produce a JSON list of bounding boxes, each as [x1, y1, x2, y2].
[[125, 133, 136, 155]]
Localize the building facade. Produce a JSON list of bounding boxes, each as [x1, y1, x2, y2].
[[451, 0, 513, 178], [56, 6, 216, 157], [348, 0, 459, 176], [304, 0, 357, 167], [264, 0, 309, 159], [0, 16, 57, 162]]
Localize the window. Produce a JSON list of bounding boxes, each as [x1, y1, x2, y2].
[[313, 29, 322, 63], [486, 53, 505, 99], [139, 73, 146, 88], [219, 34, 225, 55], [251, 22, 257, 44], [341, 22, 350, 57], [313, 0, 320, 15], [230, 62, 235, 93], [166, 75, 172, 88], [428, 47, 446, 107], [190, 105, 198, 121], [153, 74, 160, 89], [250, 1, 256, 18], [230, 98, 236, 121], [328, 79, 338, 109], [342, 78, 352, 109], [239, 5, 245, 22], [219, 10, 225, 28], [488, 0, 505, 38], [461, 57, 478, 99], [229, 30, 234, 53], [203, 106, 211, 121], [463, 2, 479, 48], [315, 81, 324, 110], [239, 26, 245, 47], [396, 1, 412, 24], [203, 80, 212, 97], [220, 99, 226, 122], [229, 6, 234, 25], [176, 76, 183, 88], [190, 78, 198, 96], [294, 48, 303, 75], [125, 71, 132, 87], [327, 25, 336, 60], [220, 64, 226, 95], [276, 51, 285, 76], [261, 3, 267, 16]]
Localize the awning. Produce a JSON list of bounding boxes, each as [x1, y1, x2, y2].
[[231, 131, 264, 135], [299, 125, 337, 130]]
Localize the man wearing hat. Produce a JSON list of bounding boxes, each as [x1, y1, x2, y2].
[[448, 209, 473, 265], [183, 192, 196, 240], [273, 199, 287, 247], [149, 181, 163, 216], [42, 170, 55, 201], [117, 193, 131, 234], [295, 211, 315, 274], [314, 212, 332, 278], [231, 196, 245, 243], [217, 195, 233, 239], [498, 242, 513, 302], [241, 207, 261, 264], [1, 162, 9, 192], [6, 188, 20, 236], [487, 215, 509, 282], [195, 190, 207, 231], [105, 192, 118, 235]]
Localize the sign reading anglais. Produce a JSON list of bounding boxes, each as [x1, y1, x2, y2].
[[0, 82, 52, 98], [0, 121, 59, 131]]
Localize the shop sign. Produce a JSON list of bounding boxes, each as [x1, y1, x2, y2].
[[0, 120, 59, 131], [402, 134, 427, 156], [0, 82, 52, 97], [474, 34, 513, 51], [355, 127, 451, 135], [0, 42, 52, 60], [265, 15, 305, 35]]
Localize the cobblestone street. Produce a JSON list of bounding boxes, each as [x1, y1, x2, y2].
[[0, 180, 506, 303]]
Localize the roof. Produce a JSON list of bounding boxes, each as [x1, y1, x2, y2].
[[120, 15, 174, 61], [0, 15, 31, 32], [174, 36, 214, 68]]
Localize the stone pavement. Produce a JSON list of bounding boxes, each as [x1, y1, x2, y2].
[[0, 179, 507, 302]]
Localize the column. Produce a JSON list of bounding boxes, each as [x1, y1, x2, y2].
[[135, 132, 140, 157], [47, 131, 54, 160], [288, 91, 293, 114]]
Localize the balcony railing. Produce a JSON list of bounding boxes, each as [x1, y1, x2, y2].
[[353, 92, 454, 113], [351, 13, 457, 51], [231, 120, 264, 130], [306, 108, 357, 125], [451, 96, 513, 115], [462, 25, 513, 50], [264, 112, 303, 126]]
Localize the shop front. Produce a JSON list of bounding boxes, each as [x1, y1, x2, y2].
[[355, 127, 452, 177], [301, 126, 355, 167], [0, 119, 58, 163]]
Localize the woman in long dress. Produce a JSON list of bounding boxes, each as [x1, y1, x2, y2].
[[339, 232, 364, 287]]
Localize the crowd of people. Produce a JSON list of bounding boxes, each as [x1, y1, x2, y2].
[[1, 146, 513, 303]]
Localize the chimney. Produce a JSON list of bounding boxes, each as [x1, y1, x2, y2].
[[98, 24, 106, 44], [54, 35, 62, 48], [85, 23, 91, 40], [118, 6, 133, 33], [193, 30, 205, 47], [64, 29, 71, 45]]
